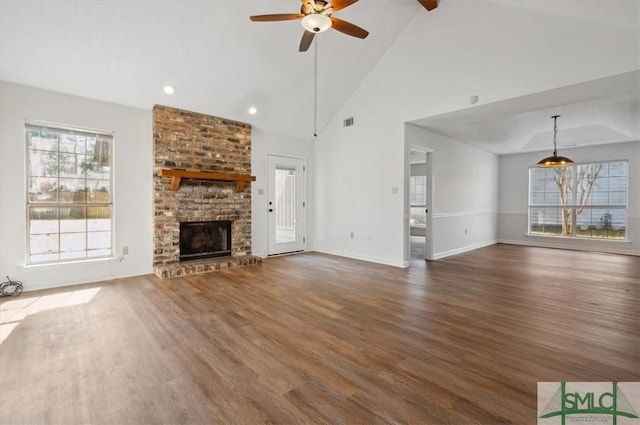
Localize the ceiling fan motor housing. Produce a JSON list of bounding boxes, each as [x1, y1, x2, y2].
[[301, 1, 333, 34], [302, 1, 330, 16]]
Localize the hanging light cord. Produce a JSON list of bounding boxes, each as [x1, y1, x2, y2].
[[313, 36, 318, 138], [552, 114, 559, 156]]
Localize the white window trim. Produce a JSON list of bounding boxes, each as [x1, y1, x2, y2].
[[527, 160, 629, 241], [25, 119, 115, 265]]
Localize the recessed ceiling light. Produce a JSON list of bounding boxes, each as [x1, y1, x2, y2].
[[248, 106, 257, 115], [163, 85, 176, 95]]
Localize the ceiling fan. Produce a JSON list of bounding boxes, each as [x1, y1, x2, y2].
[[250, 0, 438, 52]]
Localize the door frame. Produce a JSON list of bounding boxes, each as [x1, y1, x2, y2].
[[266, 154, 307, 256], [406, 145, 434, 262]]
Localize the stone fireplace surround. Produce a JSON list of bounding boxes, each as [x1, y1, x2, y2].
[[153, 105, 261, 278]]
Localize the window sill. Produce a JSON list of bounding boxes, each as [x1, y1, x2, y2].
[[22, 255, 117, 269], [525, 234, 631, 244]]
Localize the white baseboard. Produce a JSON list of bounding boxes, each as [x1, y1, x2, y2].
[[432, 240, 497, 260], [498, 239, 639, 256], [312, 248, 409, 268]]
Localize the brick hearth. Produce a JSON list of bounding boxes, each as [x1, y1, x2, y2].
[[154, 256, 262, 279], [153, 105, 261, 278]]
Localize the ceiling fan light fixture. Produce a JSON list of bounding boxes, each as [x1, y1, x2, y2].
[[536, 115, 574, 168], [301, 14, 331, 33]]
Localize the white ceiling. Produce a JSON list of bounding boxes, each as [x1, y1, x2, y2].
[[0, 0, 422, 141], [410, 71, 640, 155], [1, 0, 639, 153]]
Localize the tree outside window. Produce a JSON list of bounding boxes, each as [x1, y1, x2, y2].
[[529, 161, 627, 240]]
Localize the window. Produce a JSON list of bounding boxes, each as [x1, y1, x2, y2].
[[26, 121, 113, 263], [529, 161, 627, 240], [410, 175, 426, 205], [410, 175, 426, 229]]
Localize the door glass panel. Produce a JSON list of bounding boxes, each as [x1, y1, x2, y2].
[[275, 167, 296, 244]]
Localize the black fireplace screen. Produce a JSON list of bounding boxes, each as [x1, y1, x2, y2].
[[179, 220, 232, 261]]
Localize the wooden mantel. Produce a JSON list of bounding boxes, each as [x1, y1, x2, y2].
[[157, 169, 256, 192]]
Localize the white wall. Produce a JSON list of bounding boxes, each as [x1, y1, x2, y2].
[[0, 82, 314, 290], [250, 128, 314, 258], [498, 141, 640, 255], [0, 81, 153, 290], [406, 125, 498, 259], [313, 1, 639, 267]]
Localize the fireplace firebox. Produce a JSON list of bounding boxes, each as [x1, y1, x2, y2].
[[179, 220, 232, 261]]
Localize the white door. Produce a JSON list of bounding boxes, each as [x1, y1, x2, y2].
[[267, 155, 306, 255]]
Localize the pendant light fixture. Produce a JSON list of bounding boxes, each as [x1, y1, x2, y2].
[[536, 115, 574, 168]]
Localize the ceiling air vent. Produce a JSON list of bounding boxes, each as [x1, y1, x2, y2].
[[343, 117, 354, 127]]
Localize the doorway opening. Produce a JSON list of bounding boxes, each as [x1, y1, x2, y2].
[[408, 147, 432, 263]]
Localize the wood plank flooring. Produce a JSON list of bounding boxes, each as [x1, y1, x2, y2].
[[1, 244, 638, 424]]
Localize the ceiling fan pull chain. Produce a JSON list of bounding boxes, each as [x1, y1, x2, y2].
[[314, 36, 318, 138]]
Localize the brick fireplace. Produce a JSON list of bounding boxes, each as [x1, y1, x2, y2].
[[153, 105, 261, 278]]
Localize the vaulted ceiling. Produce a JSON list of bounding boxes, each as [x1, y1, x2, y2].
[[0, 0, 423, 141], [1, 0, 639, 153]]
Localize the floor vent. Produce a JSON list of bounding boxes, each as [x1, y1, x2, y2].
[[343, 117, 354, 127]]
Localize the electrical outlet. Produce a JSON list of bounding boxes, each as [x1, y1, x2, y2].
[[350, 232, 355, 239], [464, 229, 468, 235], [122, 246, 129, 255]]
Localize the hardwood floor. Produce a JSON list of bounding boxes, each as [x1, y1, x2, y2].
[[1, 244, 638, 424], [410, 235, 425, 262]]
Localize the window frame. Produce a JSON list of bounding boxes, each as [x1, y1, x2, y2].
[[527, 159, 629, 241], [25, 120, 115, 265]]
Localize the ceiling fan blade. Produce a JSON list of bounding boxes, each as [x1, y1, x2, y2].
[[250, 14, 304, 22], [417, 0, 438, 11], [330, 0, 359, 13], [330, 17, 369, 39], [299, 30, 315, 52]]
